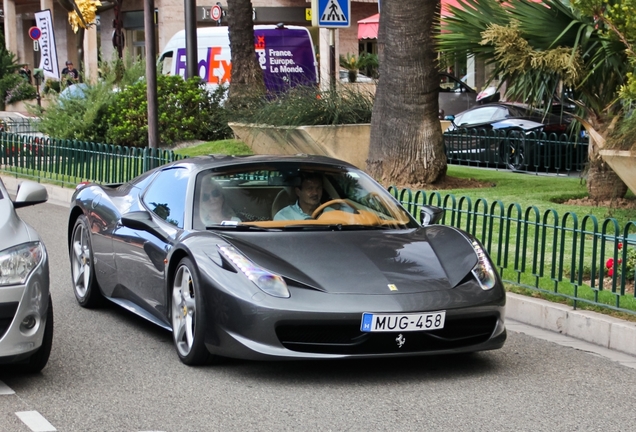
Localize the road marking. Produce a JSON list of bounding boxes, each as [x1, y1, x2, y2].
[[15, 411, 57, 432], [0, 380, 15, 395]]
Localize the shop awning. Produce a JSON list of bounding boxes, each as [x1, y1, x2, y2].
[[357, 0, 465, 40], [357, 13, 379, 40]]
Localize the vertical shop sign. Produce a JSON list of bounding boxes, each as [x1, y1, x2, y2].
[[34, 10, 60, 79]]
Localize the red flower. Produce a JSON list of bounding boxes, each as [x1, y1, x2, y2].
[[618, 242, 623, 250], [606, 258, 614, 269], [618, 258, 623, 265], [608, 268, 614, 277]]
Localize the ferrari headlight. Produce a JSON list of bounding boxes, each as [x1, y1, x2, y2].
[[470, 240, 496, 290], [218, 245, 290, 298], [0, 242, 44, 286]]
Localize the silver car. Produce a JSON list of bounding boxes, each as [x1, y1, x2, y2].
[[0, 179, 53, 372]]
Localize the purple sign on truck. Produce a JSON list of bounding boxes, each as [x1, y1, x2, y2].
[[170, 26, 318, 94]]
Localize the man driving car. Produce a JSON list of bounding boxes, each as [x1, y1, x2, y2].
[[274, 172, 324, 220]]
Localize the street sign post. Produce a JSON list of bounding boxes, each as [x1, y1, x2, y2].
[[317, 0, 350, 28], [210, 4, 222, 21], [28, 26, 42, 41]]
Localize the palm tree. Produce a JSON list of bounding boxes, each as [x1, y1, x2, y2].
[[438, 0, 630, 200], [367, 0, 447, 185]]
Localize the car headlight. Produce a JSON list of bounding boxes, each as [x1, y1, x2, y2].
[[470, 240, 496, 290], [218, 245, 290, 298], [0, 242, 44, 286]]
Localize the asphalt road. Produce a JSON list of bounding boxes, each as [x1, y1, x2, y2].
[[2, 201, 636, 431]]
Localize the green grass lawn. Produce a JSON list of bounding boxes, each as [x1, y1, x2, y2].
[[174, 139, 253, 157], [436, 165, 636, 227]]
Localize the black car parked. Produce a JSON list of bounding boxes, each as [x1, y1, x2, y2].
[[444, 103, 586, 172]]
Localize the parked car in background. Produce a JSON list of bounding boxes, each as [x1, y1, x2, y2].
[[439, 72, 478, 116], [339, 69, 374, 83], [0, 179, 53, 373], [68, 155, 506, 366], [444, 103, 582, 171], [445, 102, 572, 134]]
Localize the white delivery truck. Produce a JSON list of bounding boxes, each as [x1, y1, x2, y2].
[[158, 25, 318, 93]]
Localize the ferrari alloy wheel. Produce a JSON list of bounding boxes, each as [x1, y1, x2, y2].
[[499, 129, 530, 171], [171, 258, 211, 365], [70, 215, 103, 308]]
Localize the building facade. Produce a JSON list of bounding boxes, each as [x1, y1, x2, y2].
[[2, 0, 379, 87]]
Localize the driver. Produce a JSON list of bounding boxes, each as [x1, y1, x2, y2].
[[274, 172, 324, 221]]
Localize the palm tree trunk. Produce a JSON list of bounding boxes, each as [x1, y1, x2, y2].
[[367, 0, 446, 186], [226, 0, 265, 103], [587, 157, 628, 201]]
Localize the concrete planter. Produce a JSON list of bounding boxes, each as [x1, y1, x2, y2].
[[599, 149, 636, 196], [229, 121, 453, 170], [229, 122, 372, 169], [4, 98, 50, 114]]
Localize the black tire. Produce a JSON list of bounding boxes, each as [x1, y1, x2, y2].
[[170, 257, 214, 366], [500, 129, 530, 171], [18, 295, 53, 373], [70, 215, 103, 308]]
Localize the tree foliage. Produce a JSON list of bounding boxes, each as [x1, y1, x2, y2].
[[106, 75, 231, 147], [438, 0, 635, 199], [35, 57, 232, 146], [438, 0, 629, 115]]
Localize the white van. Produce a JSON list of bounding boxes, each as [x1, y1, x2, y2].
[[159, 25, 318, 93]]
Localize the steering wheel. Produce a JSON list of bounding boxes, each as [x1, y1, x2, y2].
[[312, 199, 359, 219]]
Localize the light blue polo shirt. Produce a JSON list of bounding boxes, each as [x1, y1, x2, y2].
[[273, 202, 312, 221]]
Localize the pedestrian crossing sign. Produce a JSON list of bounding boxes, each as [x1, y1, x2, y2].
[[317, 0, 350, 28]]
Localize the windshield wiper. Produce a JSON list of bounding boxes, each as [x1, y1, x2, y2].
[[205, 224, 274, 232], [281, 224, 343, 231], [281, 224, 394, 231]]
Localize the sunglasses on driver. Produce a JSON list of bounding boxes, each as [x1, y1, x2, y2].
[[203, 188, 222, 200]]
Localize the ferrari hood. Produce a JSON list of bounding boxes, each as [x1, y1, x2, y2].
[[218, 227, 477, 295]]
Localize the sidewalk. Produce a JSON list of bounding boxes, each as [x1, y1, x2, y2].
[[2, 173, 636, 359]]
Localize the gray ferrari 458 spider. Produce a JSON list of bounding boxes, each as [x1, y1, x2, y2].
[[67, 155, 506, 365]]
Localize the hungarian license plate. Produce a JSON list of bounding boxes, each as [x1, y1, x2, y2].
[[360, 311, 446, 333]]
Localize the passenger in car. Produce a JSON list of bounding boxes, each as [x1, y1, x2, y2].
[[200, 178, 241, 225]]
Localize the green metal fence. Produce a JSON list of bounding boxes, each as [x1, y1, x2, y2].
[[390, 187, 636, 315], [444, 128, 589, 175], [0, 133, 184, 185], [2, 131, 634, 315]]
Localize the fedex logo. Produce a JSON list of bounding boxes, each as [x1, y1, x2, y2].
[[255, 35, 267, 70], [175, 47, 232, 84]]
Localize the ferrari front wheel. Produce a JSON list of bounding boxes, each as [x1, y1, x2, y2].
[[171, 258, 213, 366], [70, 215, 103, 308]]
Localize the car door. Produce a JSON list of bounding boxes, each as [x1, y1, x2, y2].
[[112, 167, 189, 322], [438, 73, 477, 116]]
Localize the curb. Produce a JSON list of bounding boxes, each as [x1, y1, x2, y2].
[[505, 293, 636, 357], [2, 174, 635, 358]]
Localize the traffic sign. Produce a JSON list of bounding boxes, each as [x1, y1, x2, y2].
[[211, 4, 222, 21], [28, 26, 42, 41], [317, 0, 350, 28]]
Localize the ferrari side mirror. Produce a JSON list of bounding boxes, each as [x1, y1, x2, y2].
[[420, 205, 445, 225], [121, 210, 169, 241]]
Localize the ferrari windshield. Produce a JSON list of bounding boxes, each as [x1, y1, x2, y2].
[[192, 163, 418, 230]]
